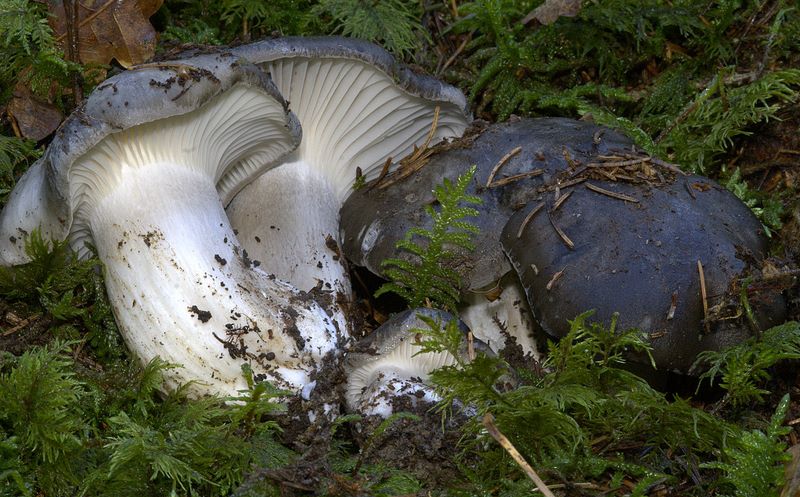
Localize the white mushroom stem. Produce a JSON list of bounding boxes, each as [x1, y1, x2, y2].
[[89, 163, 336, 394], [226, 159, 343, 299], [460, 272, 540, 358], [226, 55, 470, 332]]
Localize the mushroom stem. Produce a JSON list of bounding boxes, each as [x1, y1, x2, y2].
[[89, 162, 338, 395], [225, 158, 346, 300]]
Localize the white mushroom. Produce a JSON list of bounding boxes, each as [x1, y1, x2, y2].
[[225, 37, 472, 331], [344, 308, 480, 417], [0, 53, 341, 396]]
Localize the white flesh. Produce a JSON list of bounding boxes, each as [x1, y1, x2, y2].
[[459, 273, 540, 358], [69, 85, 339, 396]]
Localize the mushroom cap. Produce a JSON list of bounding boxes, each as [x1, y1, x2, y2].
[[340, 118, 634, 292], [229, 36, 470, 199], [344, 308, 481, 416], [340, 117, 785, 374], [0, 50, 299, 264], [501, 159, 786, 374]]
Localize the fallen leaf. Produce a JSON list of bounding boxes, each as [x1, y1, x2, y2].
[[7, 85, 63, 141], [47, 0, 164, 68], [522, 0, 581, 26]]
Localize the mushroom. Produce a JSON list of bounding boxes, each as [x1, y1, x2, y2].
[[0, 52, 341, 396], [340, 118, 634, 357], [224, 37, 472, 328], [344, 308, 483, 417], [342, 117, 786, 375], [500, 152, 787, 375]]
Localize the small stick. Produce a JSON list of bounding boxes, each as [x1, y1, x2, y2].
[[551, 190, 573, 212], [486, 146, 522, 187], [585, 183, 639, 203], [546, 267, 566, 291], [548, 211, 574, 250], [684, 180, 697, 199], [405, 106, 440, 164], [667, 290, 678, 320], [439, 33, 471, 74], [486, 168, 543, 188], [367, 156, 393, 191], [649, 157, 687, 176], [482, 413, 557, 497], [377, 107, 440, 189], [556, 177, 587, 189], [587, 157, 651, 168], [516, 202, 545, 238], [698, 260, 710, 334], [1, 314, 40, 336], [467, 331, 475, 361]]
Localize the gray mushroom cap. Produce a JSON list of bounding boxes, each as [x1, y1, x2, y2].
[[339, 119, 634, 354], [502, 170, 786, 374], [231, 36, 469, 118], [0, 51, 299, 264], [340, 118, 634, 292], [344, 308, 484, 417]]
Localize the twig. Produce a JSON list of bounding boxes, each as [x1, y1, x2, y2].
[[684, 180, 697, 199], [367, 156, 393, 191], [587, 157, 651, 168], [516, 202, 545, 238], [482, 413, 557, 497], [548, 211, 574, 250], [698, 260, 710, 334], [649, 156, 687, 176], [467, 331, 475, 361], [486, 146, 522, 187], [546, 267, 566, 291], [585, 183, 639, 203], [667, 291, 678, 320], [406, 106, 440, 165], [439, 33, 471, 75], [552, 190, 573, 212], [377, 107, 440, 189], [64, 0, 83, 104], [1, 314, 40, 336], [556, 177, 587, 189], [56, 0, 116, 42], [486, 168, 543, 189]]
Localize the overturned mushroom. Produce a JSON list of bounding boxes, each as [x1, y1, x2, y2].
[[344, 308, 483, 417], [0, 52, 340, 396], [225, 37, 471, 327]]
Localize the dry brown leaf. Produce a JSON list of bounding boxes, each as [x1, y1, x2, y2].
[[7, 84, 63, 141], [522, 0, 581, 26], [47, 0, 164, 68]]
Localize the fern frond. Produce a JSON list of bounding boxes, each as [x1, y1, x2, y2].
[[312, 0, 425, 57], [377, 165, 482, 310]]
